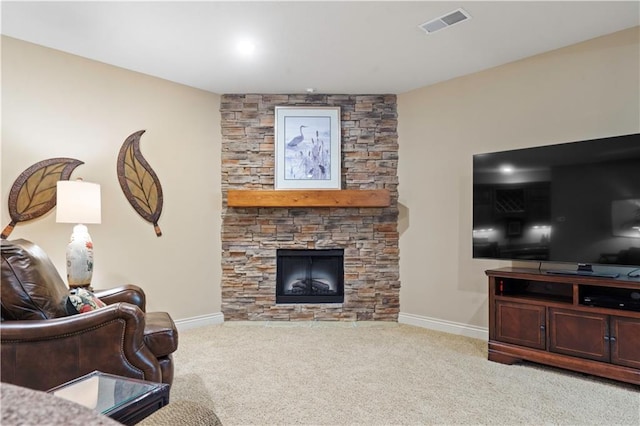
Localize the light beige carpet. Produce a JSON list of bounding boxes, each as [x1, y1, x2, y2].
[[169, 322, 639, 425]]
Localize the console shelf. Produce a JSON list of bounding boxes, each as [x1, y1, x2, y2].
[[486, 267, 640, 385]]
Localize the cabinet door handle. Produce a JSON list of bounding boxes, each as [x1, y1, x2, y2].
[[604, 335, 610, 341], [610, 336, 616, 342], [540, 325, 545, 331]]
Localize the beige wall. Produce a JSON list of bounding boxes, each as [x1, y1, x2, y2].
[[1, 36, 222, 321], [3, 27, 639, 330], [397, 27, 640, 329]]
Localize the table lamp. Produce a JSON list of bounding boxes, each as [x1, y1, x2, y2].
[[56, 179, 102, 288]]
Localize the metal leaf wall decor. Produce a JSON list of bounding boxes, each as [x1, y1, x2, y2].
[[1, 158, 84, 239], [117, 130, 164, 236]]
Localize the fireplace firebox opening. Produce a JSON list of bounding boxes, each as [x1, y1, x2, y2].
[[276, 249, 344, 304]]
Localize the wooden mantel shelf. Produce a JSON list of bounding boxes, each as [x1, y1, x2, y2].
[[227, 189, 390, 208]]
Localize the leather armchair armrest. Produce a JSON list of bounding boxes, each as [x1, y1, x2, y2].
[[0, 303, 160, 391], [93, 284, 146, 311]]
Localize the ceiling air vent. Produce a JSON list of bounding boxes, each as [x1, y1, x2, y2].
[[419, 8, 471, 34]]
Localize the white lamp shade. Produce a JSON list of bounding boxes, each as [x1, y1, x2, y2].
[[56, 180, 102, 224]]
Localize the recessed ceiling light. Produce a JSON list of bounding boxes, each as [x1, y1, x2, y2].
[[236, 39, 256, 57]]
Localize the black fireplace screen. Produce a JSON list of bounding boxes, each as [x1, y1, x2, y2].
[[276, 249, 344, 304]]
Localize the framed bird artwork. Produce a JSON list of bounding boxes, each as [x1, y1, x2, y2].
[[274, 106, 341, 190]]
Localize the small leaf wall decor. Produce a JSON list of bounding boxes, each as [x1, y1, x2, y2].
[[117, 130, 164, 236], [1, 157, 84, 239]]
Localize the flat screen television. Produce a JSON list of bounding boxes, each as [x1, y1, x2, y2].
[[472, 133, 640, 276]]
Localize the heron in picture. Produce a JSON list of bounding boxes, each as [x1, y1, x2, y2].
[[287, 125, 307, 148]]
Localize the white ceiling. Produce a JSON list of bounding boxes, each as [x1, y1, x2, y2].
[[2, 1, 639, 94]]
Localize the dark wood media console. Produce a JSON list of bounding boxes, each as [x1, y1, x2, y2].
[[486, 267, 640, 385]]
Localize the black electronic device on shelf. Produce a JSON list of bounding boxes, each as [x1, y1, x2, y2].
[[580, 286, 640, 312]]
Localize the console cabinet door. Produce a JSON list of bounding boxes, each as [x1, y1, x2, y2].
[[549, 308, 609, 362], [495, 301, 546, 350], [610, 316, 640, 369]]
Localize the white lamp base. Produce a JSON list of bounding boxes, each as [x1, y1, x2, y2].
[[66, 224, 94, 288]]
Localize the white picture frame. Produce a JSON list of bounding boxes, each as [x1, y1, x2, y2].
[[275, 106, 341, 189]]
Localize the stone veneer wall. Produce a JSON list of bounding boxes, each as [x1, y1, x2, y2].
[[221, 94, 399, 320]]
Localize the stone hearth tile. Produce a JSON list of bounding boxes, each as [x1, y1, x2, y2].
[[222, 321, 270, 327], [265, 321, 313, 328], [309, 321, 357, 328], [353, 321, 399, 328]]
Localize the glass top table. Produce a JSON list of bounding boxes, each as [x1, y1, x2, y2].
[[48, 371, 169, 425]]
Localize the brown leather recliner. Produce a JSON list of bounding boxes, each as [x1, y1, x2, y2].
[[1, 239, 178, 391]]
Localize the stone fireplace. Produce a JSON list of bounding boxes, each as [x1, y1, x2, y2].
[[221, 94, 399, 321]]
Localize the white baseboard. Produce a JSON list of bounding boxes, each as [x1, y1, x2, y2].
[[398, 312, 488, 340], [173, 312, 488, 340], [174, 312, 224, 331]]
